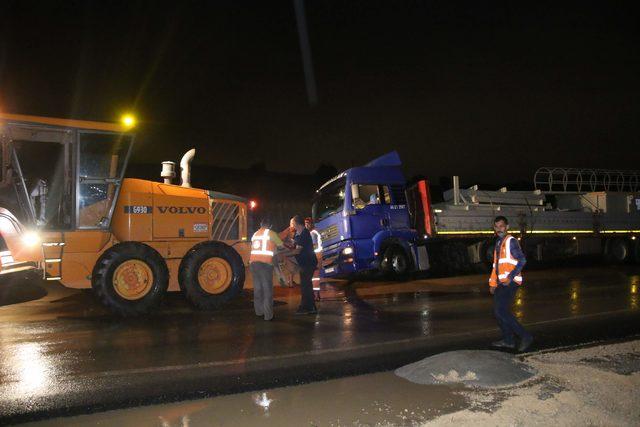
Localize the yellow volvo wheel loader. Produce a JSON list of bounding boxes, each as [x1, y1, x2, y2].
[[0, 113, 250, 315]]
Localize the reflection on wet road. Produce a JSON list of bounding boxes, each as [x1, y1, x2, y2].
[[1, 265, 639, 423]]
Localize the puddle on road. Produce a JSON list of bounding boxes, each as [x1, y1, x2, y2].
[[23, 371, 467, 427]]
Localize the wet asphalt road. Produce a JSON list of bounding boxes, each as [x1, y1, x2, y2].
[[0, 264, 639, 424]]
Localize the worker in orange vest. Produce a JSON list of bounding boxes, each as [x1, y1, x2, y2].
[[250, 217, 285, 321], [489, 216, 533, 352]]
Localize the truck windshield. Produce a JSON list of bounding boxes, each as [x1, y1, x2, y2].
[[312, 178, 346, 222]]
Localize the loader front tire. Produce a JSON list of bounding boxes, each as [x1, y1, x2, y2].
[[179, 241, 245, 310], [92, 242, 169, 316]]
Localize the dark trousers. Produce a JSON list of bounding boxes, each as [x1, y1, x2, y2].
[[299, 266, 317, 311], [493, 283, 531, 345]]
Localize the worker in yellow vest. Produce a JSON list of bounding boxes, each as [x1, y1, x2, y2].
[[250, 217, 285, 321], [489, 216, 533, 352]]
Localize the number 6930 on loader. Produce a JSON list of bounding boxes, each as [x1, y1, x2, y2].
[[0, 113, 251, 316]]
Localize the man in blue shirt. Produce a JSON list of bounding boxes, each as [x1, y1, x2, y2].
[[490, 216, 533, 352], [288, 215, 318, 314]]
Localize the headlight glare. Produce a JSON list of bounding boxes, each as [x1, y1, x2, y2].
[[21, 232, 40, 247]]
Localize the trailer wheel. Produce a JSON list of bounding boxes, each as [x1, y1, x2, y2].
[[480, 239, 496, 269], [179, 241, 245, 310], [92, 242, 169, 316], [606, 238, 630, 264], [633, 239, 640, 265], [441, 242, 472, 274], [380, 245, 411, 279]]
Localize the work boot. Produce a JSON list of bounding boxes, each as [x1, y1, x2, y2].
[[491, 340, 515, 349], [518, 335, 534, 352]]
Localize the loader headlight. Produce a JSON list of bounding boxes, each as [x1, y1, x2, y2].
[[342, 247, 353, 255], [21, 231, 40, 247]]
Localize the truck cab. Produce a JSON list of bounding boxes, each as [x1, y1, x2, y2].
[[312, 152, 429, 279]]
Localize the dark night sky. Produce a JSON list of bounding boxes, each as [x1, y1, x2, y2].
[[1, 1, 639, 186]]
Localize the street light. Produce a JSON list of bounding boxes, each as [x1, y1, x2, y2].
[[121, 114, 137, 129]]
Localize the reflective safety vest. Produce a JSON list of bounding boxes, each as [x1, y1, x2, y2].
[[489, 235, 523, 287], [250, 228, 276, 264], [310, 229, 322, 254], [311, 230, 323, 291]]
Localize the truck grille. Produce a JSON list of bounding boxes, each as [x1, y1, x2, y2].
[[322, 252, 339, 267], [319, 224, 339, 241]]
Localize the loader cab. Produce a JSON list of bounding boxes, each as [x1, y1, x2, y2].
[[0, 114, 133, 232]]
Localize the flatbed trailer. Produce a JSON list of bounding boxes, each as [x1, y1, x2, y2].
[[415, 167, 640, 273], [313, 153, 640, 280]]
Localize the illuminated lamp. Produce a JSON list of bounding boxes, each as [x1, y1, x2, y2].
[[121, 114, 136, 129]]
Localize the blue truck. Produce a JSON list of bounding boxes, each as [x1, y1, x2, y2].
[[313, 152, 640, 279], [312, 152, 430, 279]]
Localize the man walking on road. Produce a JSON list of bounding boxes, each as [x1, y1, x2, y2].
[[250, 217, 284, 321], [489, 216, 533, 352]]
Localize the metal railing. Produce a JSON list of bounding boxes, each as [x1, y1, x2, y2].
[[534, 167, 640, 193]]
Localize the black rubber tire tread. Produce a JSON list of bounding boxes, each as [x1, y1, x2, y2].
[[91, 242, 169, 316], [381, 245, 412, 280], [481, 239, 495, 269], [441, 241, 471, 275], [178, 241, 245, 310], [605, 237, 630, 264], [633, 239, 640, 265]]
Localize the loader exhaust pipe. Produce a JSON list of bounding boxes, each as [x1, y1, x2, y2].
[[180, 148, 196, 188]]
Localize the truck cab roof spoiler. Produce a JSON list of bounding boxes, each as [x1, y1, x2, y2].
[[365, 151, 402, 168]]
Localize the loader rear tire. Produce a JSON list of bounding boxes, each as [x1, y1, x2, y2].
[[92, 242, 169, 316], [179, 241, 245, 310]]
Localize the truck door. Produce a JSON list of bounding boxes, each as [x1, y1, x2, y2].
[[386, 184, 410, 230], [349, 183, 387, 239], [3, 124, 73, 229]]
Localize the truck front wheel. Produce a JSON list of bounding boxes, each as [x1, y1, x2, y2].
[[380, 246, 411, 279], [92, 242, 169, 316]]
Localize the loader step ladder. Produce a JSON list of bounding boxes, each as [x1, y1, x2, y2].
[[42, 241, 65, 281]]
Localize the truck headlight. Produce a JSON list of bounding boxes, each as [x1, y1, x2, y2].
[[21, 231, 40, 247], [342, 247, 353, 255]]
